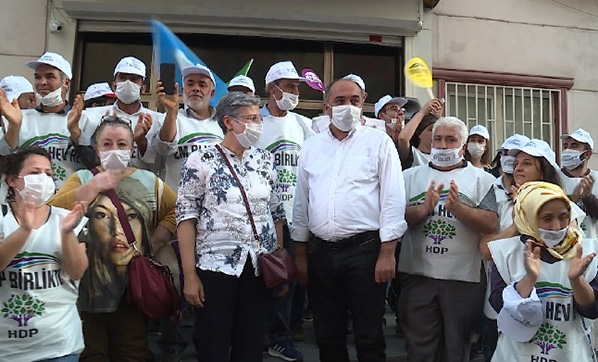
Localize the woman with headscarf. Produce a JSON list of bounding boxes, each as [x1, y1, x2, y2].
[[50, 115, 177, 361], [488, 181, 598, 361]]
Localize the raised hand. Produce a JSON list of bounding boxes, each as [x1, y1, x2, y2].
[[156, 80, 180, 111], [61, 201, 88, 234], [91, 169, 124, 192], [568, 244, 596, 281], [423, 98, 444, 117], [134, 112, 153, 139], [424, 180, 444, 213], [67, 94, 84, 143], [16, 201, 36, 232], [444, 180, 459, 212], [0, 88, 22, 126], [524, 240, 542, 281]]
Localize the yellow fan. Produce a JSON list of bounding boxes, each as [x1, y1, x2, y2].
[[404, 56, 435, 99]]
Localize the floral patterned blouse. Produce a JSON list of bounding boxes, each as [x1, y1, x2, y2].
[[176, 144, 286, 277]]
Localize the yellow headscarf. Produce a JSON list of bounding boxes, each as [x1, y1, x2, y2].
[[514, 181, 580, 260]]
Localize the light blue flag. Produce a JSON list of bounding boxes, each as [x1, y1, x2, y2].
[[151, 20, 228, 107]]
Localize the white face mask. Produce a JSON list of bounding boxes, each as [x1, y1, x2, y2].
[[35, 86, 64, 108], [467, 142, 485, 159], [430, 147, 463, 168], [500, 154, 516, 174], [274, 85, 299, 111], [539, 226, 569, 248], [330, 105, 362, 132], [18, 173, 56, 207], [233, 119, 263, 148], [115, 80, 142, 104], [386, 118, 398, 130], [99, 149, 131, 172], [561, 149, 586, 170]]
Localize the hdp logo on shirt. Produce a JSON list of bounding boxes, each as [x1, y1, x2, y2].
[[532, 322, 567, 355], [423, 219, 456, 245], [2, 293, 46, 327]]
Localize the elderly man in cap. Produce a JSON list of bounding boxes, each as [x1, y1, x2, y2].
[[71, 56, 160, 169], [293, 77, 407, 362], [0, 52, 84, 189], [148, 63, 223, 192], [559, 128, 598, 238], [0, 75, 36, 109], [228, 75, 255, 95], [258, 60, 313, 362], [83, 82, 116, 109], [399, 116, 497, 362]]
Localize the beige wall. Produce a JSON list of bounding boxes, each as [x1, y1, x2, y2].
[[432, 0, 598, 167]]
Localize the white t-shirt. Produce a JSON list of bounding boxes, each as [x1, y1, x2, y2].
[[0, 206, 87, 361], [257, 107, 314, 222], [559, 169, 598, 239], [148, 108, 223, 192], [411, 146, 431, 168], [0, 109, 83, 190], [399, 162, 496, 282]]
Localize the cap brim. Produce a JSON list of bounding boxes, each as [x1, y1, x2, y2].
[[388, 97, 408, 107], [497, 309, 539, 342], [507, 146, 542, 158], [25, 61, 42, 71], [470, 131, 490, 140]]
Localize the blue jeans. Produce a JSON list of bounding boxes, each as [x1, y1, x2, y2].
[[39, 354, 79, 362], [307, 232, 386, 362]]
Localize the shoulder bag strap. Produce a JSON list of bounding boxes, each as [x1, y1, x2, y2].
[[90, 167, 136, 246], [214, 145, 261, 246]]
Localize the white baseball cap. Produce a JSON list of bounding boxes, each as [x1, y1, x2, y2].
[[342, 74, 366, 91], [0, 75, 34, 101], [508, 138, 559, 170], [182, 64, 216, 87], [228, 75, 255, 93], [25, 52, 72, 80], [497, 286, 543, 342], [374, 95, 408, 117], [561, 128, 594, 150], [469, 125, 490, 140], [84, 82, 116, 101], [265, 61, 304, 85], [113, 56, 146, 78], [497, 134, 530, 153]]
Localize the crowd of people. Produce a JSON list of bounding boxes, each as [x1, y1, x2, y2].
[[0, 50, 597, 362]]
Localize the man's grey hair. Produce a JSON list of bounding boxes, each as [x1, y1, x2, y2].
[[432, 116, 469, 146], [323, 78, 366, 104], [215, 92, 261, 133]]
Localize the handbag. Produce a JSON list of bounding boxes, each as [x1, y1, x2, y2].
[[215, 145, 298, 288], [90, 168, 179, 319]]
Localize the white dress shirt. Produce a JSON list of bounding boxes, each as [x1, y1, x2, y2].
[[291, 125, 408, 243]]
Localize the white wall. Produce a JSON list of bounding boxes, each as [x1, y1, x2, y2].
[[432, 0, 598, 168]]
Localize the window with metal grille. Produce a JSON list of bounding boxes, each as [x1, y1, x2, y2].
[[443, 82, 562, 153]]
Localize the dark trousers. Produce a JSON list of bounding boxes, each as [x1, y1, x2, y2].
[[307, 232, 386, 362], [398, 273, 486, 362], [80, 302, 150, 362], [269, 223, 296, 344], [193, 260, 271, 362]]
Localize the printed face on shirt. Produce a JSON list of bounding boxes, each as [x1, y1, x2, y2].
[[513, 152, 543, 185], [183, 73, 215, 112], [537, 198, 570, 231], [432, 125, 465, 154], [89, 194, 144, 267], [34, 63, 69, 97]]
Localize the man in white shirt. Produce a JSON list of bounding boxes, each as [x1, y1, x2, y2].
[[292, 78, 408, 362], [259, 60, 313, 362], [149, 64, 224, 193], [0, 52, 83, 189], [559, 128, 598, 238], [70, 56, 159, 169], [398, 116, 498, 362]]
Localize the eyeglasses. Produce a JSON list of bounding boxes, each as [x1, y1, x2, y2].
[[100, 115, 132, 129], [235, 114, 263, 123], [385, 106, 406, 113]]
